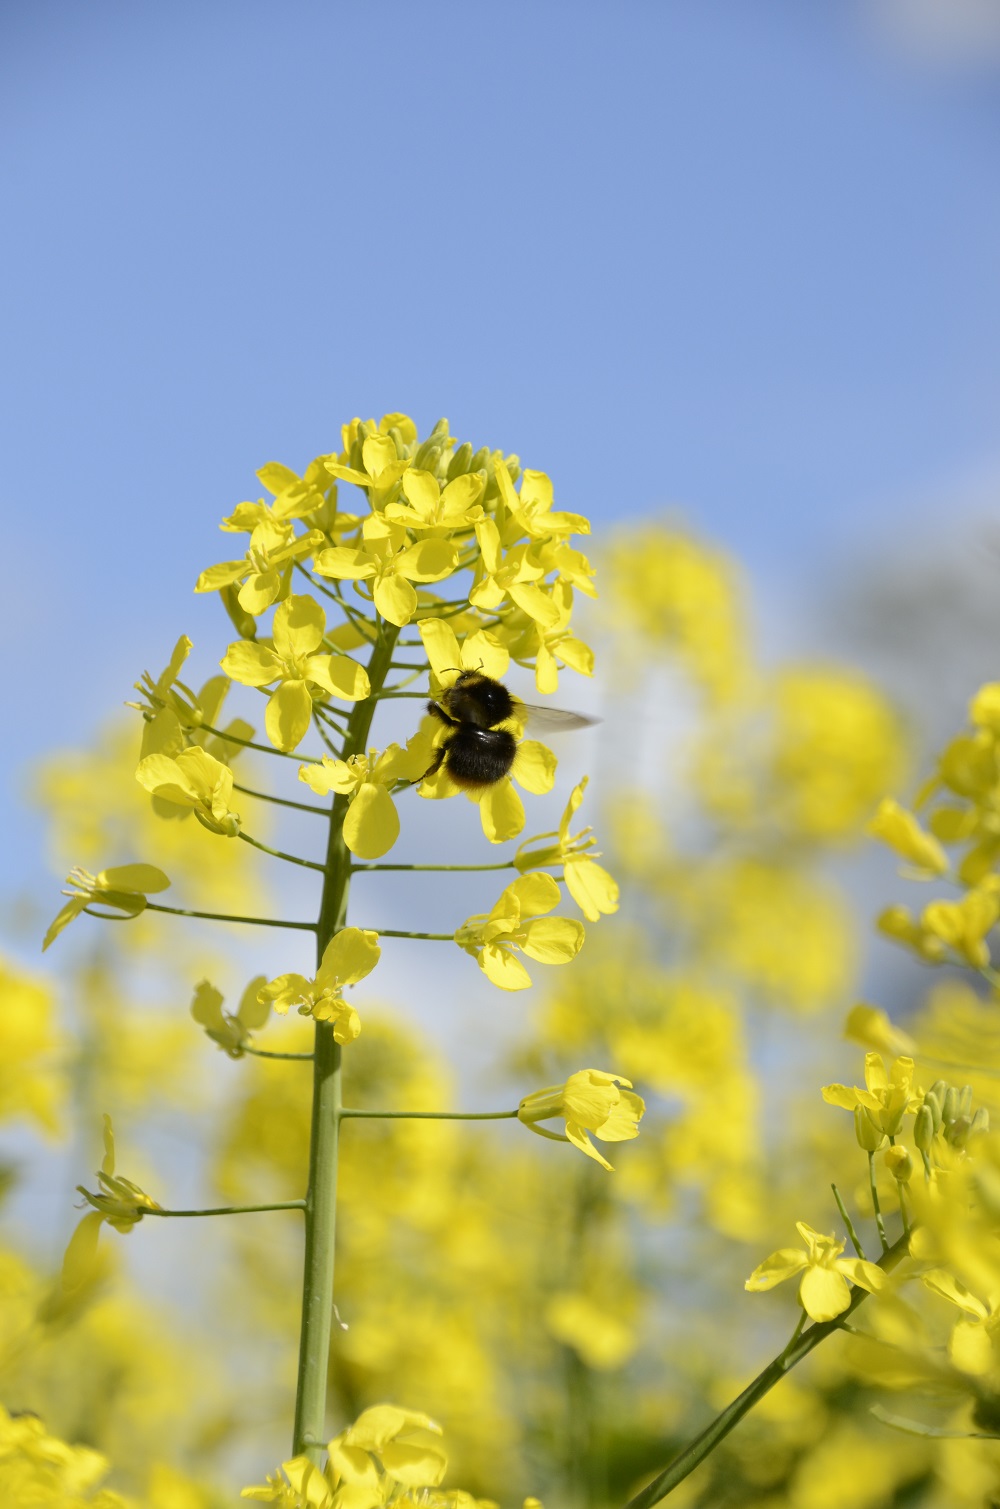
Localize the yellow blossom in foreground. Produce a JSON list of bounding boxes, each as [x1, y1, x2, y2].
[[242, 1405, 449, 1507], [222, 594, 370, 751], [822, 1052, 920, 1137], [869, 797, 949, 876], [514, 777, 619, 921], [518, 1069, 644, 1171], [745, 1221, 885, 1322], [300, 741, 430, 859], [43, 863, 171, 951], [0, 1404, 134, 1508], [135, 746, 241, 835], [455, 874, 584, 991], [191, 975, 269, 1057], [257, 928, 380, 1041]]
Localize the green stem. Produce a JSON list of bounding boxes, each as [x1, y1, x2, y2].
[[146, 1201, 306, 1218], [831, 1183, 867, 1260], [374, 929, 454, 940], [200, 722, 324, 763], [142, 902, 317, 932], [232, 782, 328, 816], [243, 1046, 315, 1062], [238, 831, 326, 873], [340, 1108, 518, 1121], [292, 618, 400, 1464], [869, 1151, 889, 1253], [623, 1234, 910, 1508], [350, 861, 514, 873]]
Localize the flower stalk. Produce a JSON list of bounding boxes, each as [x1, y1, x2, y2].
[[292, 618, 400, 1464]]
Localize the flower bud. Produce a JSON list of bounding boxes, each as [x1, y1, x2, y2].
[[412, 438, 445, 472], [914, 1105, 936, 1153], [923, 1092, 943, 1132], [943, 1086, 962, 1125], [884, 1145, 913, 1183], [855, 1105, 886, 1152], [960, 1085, 974, 1118], [447, 442, 474, 480], [468, 446, 490, 474], [971, 1107, 991, 1136], [928, 1081, 949, 1108], [945, 1116, 972, 1148]]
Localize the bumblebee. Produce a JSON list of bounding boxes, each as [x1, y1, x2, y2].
[[424, 670, 594, 790]]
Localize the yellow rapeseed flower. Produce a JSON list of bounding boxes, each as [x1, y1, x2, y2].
[[745, 1221, 885, 1322], [518, 1069, 645, 1172], [455, 874, 584, 991], [257, 928, 380, 1042]]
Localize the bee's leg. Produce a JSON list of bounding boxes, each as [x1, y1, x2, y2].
[[421, 703, 457, 780], [420, 736, 451, 780]]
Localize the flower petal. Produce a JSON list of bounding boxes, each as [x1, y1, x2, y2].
[[512, 740, 557, 795], [799, 1265, 852, 1322], [374, 574, 418, 627], [343, 783, 400, 860], [305, 654, 371, 702], [479, 780, 525, 843], [222, 640, 282, 688], [479, 942, 532, 991], [265, 681, 313, 752], [745, 1248, 808, 1292], [520, 916, 585, 965]]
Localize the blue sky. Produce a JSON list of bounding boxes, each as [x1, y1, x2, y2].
[[4, 0, 1000, 905]]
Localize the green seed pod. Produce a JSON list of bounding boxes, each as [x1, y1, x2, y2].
[[914, 1104, 935, 1153], [855, 1105, 886, 1152], [447, 442, 474, 480], [884, 1145, 913, 1183]]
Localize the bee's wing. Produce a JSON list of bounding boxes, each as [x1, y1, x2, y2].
[[518, 703, 600, 734]]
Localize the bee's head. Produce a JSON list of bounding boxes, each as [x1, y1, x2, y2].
[[453, 671, 514, 727]]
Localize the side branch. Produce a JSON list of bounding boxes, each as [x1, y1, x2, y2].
[[199, 722, 324, 763], [340, 1108, 518, 1122], [233, 782, 329, 816], [142, 903, 317, 932], [238, 832, 327, 873], [145, 1201, 306, 1218], [623, 1234, 910, 1509]]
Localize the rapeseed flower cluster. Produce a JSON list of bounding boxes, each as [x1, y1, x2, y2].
[[33, 432, 1000, 1509]]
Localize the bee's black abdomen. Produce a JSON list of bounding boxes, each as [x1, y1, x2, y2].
[[444, 726, 517, 789]]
